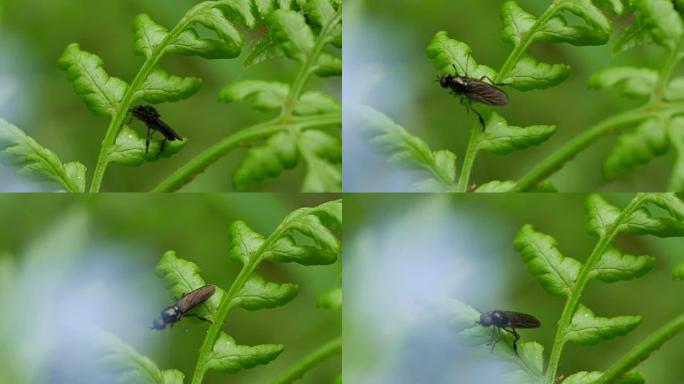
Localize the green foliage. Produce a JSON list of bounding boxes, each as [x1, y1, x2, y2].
[[100, 333, 185, 384], [359, 106, 457, 192], [566, 305, 641, 345], [363, 0, 684, 191], [106, 200, 342, 384], [0, 119, 86, 192], [514, 224, 581, 297], [3, 0, 340, 192], [366, 0, 616, 192], [218, 0, 342, 192], [478, 113, 556, 155], [58, 43, 128, 117], [205, 333, 284, 373], [155, 251, 225, 323], [452, 194, 684, 383], [674, 263, 684, 280]]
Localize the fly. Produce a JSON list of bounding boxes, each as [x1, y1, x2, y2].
[[438, 57, 508, 128], [152, 284, 215, 330], [129, 105, 183, 159], [476, 310, 541, 355]]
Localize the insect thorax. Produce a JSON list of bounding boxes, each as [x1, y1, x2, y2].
[[161, 304, 182, 323]]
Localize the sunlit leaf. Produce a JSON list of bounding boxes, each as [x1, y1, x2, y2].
[[603, 118, 669, 178], [299, 130, 342, 192], [562, 371, 644, 384], [503, 54, 570, 91], [133, 68, 202, 104], [99, 332, 184, 384], [632, 0, 683, 49], [228, 220, 266, 265], [205, 332, 284, 373], [566, 304, 641, 345], [133, 14, 168, 58], [232, 132, 299, 190], [427, 31, 498, 81], [155, 251, 225, 322], [361, 106, 456, 191], [475, 180, 556, 193], [107, 125, 186, 166], [589, 246, 655, 283], [58, 43, 128, 117], [269, 10, 315, 63], [232, 274, 298, 310], [219, 80, 289, 111], [589, 67, 658, 99], [478, 113, 556, 154], [514, 224, 581, 297], [0, 119, 86, 192]]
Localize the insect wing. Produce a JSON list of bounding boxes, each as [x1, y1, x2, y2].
[[151, 118, 183, 141], [503, 311, 541, 328], [177, 285, 216, 314], [465, 81, 508, 106]]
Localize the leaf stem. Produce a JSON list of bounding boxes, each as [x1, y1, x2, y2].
[[455, 2, 560, 191], [152, 113, 341, 192], [190, 215, 299, 384], [455, 125, 482, 191], [513, 102, 684, 191], [595, 312, 684, 384], [544, 194, 648, 383], [270, 336, 342, 384], [284, 8, 342, 115], [88, 2, 216, 192]]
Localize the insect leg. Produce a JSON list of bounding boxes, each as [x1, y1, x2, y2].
[[479, 75, 510, 86], [502, 327, 521, 356], [155, 139, 167, 160], [467, 99, 486, 128], [145, 126, 153, 155], [186, 313, 214, 325]]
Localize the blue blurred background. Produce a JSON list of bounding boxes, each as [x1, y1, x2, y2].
[[344, 193, 684, 383]]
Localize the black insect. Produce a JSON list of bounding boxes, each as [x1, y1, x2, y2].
[[438, 58, 508, 128], [128, 105, 183, 158], [152, 284, 215, 330], [476, 310, 541, 355]]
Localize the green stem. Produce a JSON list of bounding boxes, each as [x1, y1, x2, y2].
[[513, 102, 684, 192], [455, 2, 560, 191], [190, 215, 300, 384], [455, 125, 482, 191], [512, 108, 653, 192], [595, 312, 684, 384], [152, 113, 340, 192], [544, 194, 648, 383], [88, 2, 215, 192], [158, 8, 341, 193], [270, 336, 342, 384], [284, 8, 342, 114]]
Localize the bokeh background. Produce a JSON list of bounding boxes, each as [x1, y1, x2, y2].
[[0, 194, 341, 384], [343, 0, 675, 192], [0, 0, 340, 192], [344, 193, 684, 383]]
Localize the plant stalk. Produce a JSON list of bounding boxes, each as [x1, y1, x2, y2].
[[270, 336, 342, 384], [455, 2, 560, 191], [190, 216, 297, 384], [595, 312, 684, 384], [152, 113, 340, 192], [89, 2, 215, 192], [544, 194, 648, 383]]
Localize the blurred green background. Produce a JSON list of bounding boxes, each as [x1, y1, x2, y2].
[[344, 193, 684, 383], [0, 193, 341, 384], [0, 0, 340, 192], [343, 0, 675, 192]]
